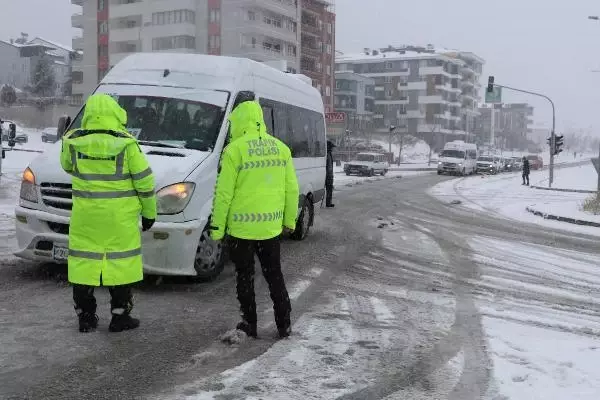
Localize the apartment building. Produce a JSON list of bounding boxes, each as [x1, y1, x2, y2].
[[300, 0, 335, 112], [335, 45, 484, 145], [476, 103, 534, 149], [333, 71, 374, 136], [71, 0, 303, 105]]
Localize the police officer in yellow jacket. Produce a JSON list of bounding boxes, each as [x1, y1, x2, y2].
[[211, 96, 299, 339], [60, 93, 157, 333]]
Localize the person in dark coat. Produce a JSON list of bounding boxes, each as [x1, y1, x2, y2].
[[522, 156, 530, 186], [325, 141, 335, 208]]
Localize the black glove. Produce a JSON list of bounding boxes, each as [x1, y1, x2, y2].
[[142, 217, 155, 232]]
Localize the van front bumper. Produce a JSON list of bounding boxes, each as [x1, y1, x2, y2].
[[14, 206, 203, 276]]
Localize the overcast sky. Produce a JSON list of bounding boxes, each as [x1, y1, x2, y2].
[[1, 0, 599, 133]]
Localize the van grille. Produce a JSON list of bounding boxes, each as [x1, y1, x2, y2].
[[40, 182, 73, 211]]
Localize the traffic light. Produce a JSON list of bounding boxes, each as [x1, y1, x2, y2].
[[547, 136, 552, 146], [554, 135, 564, 156], [487, 76, 495, 93]]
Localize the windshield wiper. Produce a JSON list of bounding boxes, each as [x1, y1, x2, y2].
[[138, 140, 183, 149]]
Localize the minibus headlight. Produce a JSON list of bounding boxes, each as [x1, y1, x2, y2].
[[20, 167, 38, 203], [156, 182, 195, 215]]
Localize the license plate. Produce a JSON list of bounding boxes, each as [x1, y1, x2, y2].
[[53, 246, 69, 261]]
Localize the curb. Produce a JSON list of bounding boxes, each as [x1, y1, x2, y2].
[[530, 186, 596, 194], [525, 206, 600, 228]]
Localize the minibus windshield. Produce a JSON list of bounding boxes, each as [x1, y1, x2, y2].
[[70, 91, 228, 152]]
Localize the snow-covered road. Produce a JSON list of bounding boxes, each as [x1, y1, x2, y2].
[[2, 127, 600, 399]]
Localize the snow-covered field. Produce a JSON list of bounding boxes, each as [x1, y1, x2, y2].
[[533, 162, 597, 191]]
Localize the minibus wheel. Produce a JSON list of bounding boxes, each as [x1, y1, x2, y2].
[[193, 226, 225, 281], [291, 197, 312, 241]]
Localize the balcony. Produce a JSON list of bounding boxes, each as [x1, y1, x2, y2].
[[302, 23, 322, 37], [239, 0, 298, 20], [302, 43, 323, 58], [240, 20, 297, 43], [407, 110, 425, 119], [71, 13, 83, 29], [419, 95, 446, 104], [72, 36, 83, 51]]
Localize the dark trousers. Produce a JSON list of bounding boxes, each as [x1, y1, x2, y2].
[[73, 284, 134, 316], [522, 173, 530, 185], [229, 236, 291, 331], [325, 182, 334, 206]]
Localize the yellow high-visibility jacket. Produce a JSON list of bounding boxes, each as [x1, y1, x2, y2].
[[211, 101, 299, 241], [60, 93, 156, 286]]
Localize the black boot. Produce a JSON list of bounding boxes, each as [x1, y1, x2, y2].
[[278, 325, 291, 339], [326, 203, 335, 208], [109, 314, 140, 332], [78, 312, 99, 333], [236, 320, 258, 338]]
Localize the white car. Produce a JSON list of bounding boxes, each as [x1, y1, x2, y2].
[[476, 156, 502, 174], [344, 152, 389, 176]]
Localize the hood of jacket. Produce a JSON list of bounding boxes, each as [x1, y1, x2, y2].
[[228, 101, 268, 142], [63, 93, 136, 157]]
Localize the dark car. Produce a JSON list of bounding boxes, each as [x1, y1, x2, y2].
[[526, 155, 543, 170]]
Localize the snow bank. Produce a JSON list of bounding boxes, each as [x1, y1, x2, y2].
[[428, 165, 600, 236]]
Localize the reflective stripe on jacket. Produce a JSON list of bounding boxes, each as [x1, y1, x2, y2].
[[60, 93, 157, 286], [211, 101, 299, 241]]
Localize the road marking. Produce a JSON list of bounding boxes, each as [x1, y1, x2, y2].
[[370, 297, 394, 323], [289, 279, 312, 301]]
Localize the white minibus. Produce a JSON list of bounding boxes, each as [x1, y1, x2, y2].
[[15, 54, 326, 280]]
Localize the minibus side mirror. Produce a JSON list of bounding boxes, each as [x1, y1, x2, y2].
[[8, 123, 16, 140], [57, 115, 71, 139]]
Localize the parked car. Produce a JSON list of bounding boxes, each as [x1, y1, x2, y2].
[[476, 155, 501, 174], [511, 157, 523, 171], [344, 152, 389, 176], [41, 127, 59, 143], [526, 154, 544, 170]]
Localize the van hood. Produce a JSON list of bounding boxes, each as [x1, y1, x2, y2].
[[27, 143, 211, 190], [439, 156, 464, 164]]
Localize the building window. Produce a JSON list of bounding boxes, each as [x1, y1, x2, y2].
[[247, 10, 256, 21], [209, 35, 221, 49], [385, 89, 393, 97], [98, 0, 105, 11], [326, 44, 331, 54], [98, 44, 108, 58], [316, 62, 322, 72], [384, 76, 392, 84], [287, 44, 297, 56], [326, 86, 331, 96], [209, 9, 221, 23], [152, 35, 196, 51], [385, 62, 393, 70], [263, 14, 282, 28], [327, 23, 332, 34], [98, 21, 108, 34], [152, 10, 195, 25], [326, 65, 331, 76]]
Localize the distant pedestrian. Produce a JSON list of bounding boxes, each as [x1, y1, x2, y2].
[[522, 156, 530, 186], [211, 97, 299, 339], [325, 140, 335, 208], [60, 94, 157, 333]]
